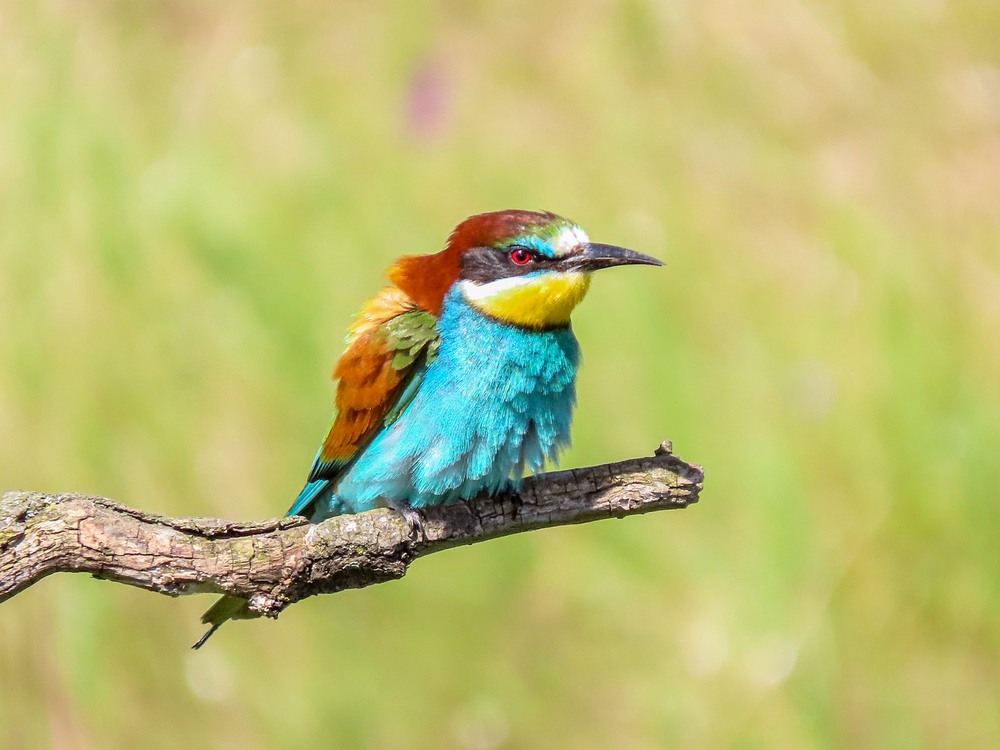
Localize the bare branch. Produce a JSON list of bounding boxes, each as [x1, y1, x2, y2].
[[0, 441, 702, 618]]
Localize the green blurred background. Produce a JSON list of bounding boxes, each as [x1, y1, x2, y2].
[[2, 1, 999, 748]]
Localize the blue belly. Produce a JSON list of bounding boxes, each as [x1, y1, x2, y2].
[[330, 289, 580, 513]]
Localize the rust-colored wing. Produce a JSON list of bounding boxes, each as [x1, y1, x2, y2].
[[287, 286, 440, 517]]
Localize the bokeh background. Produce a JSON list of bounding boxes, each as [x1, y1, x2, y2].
[[2, 1, 999, 748]]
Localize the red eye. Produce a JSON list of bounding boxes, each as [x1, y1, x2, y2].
[[510, 247, 532, 265]]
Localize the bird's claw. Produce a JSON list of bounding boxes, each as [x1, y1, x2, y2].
[[399, 506, 429, 542], [500, 485, 524, 520]]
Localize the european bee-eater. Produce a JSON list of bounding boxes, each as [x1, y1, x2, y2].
[[195, 209, 662, 647]]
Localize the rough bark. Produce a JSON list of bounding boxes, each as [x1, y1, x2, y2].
[[0, 440, 701, 618]]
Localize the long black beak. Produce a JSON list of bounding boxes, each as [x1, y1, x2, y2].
[[563, 243, 664, 272]]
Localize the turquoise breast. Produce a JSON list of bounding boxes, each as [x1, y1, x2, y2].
[[333, 286, 580, 512]]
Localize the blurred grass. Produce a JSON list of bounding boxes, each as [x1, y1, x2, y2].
[[2, 1, 999, 748]]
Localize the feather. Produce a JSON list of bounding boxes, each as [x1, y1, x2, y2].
[[292, 293, 441, 517]]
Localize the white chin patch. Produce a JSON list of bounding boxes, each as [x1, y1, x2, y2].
[[457, 276, 536, 302]]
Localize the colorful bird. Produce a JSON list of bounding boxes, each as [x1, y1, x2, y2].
[[195, 209, 662, 647]]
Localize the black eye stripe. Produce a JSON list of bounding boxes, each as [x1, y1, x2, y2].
[[460, 245, 558, 283]]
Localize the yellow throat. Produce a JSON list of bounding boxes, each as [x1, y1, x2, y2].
[[459, 272, 592, 329]]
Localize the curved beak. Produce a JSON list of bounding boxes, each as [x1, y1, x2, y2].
[[563, 243, 664, 272]]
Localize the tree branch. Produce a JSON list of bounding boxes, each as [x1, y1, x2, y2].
[[0, 440, 702, 618]]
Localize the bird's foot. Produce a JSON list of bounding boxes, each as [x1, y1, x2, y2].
[[398, 506, 429, 542], [500, 485, 524, 520]]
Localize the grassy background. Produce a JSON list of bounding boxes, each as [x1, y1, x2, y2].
[[2, 1, 999, 748]]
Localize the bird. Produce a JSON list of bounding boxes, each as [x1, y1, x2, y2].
[[194, 209, 662, 647]]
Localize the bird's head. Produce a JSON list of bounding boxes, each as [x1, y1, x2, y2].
[[389, 210, 662, 329]]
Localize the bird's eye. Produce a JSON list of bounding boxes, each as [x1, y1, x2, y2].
[[509, 247, 533, 265]]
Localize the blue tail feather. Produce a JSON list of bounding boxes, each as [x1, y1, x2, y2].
[[286, 479, 330, 518]]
